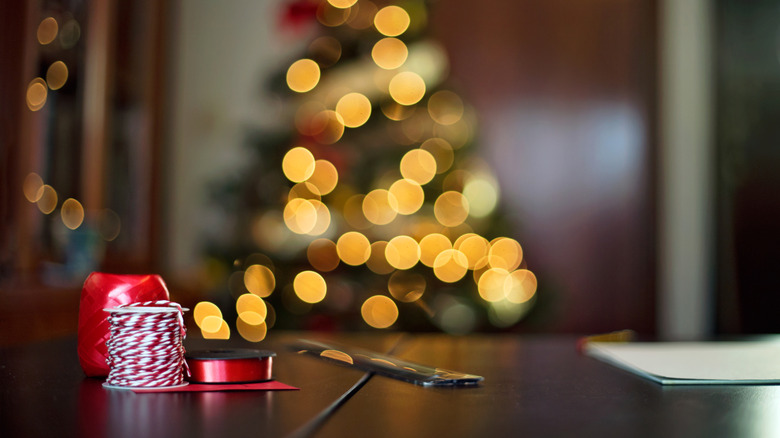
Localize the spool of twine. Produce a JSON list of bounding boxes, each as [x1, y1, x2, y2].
[[104, 300, 189, 388]]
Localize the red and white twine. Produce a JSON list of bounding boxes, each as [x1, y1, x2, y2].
[[105, 300, 189, 387]]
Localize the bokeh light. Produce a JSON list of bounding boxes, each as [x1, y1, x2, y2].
[[463, 176, 498, 218], [236, 293, 268, 325], [361, 295, 398, 328], [294, 270, 327, 303], [311, 110, 345, 144], [46, 61, 68, 90], [307, 160, 339, 195], [419, 233, 451, 267], [388, 271, 425, 302], [327, 0, 357, 9], [388, 71, 426, 106], [336, 231, 371, 265], [23, 173, 44, 203], [282, 147, 316, 183], [335, 92, 372, 128], [306, 199, 332, 235], [307, 238, 340, 272], [374, 5, 410, 37], [489, 237, 523, 271], [457, 234, 490, 270], [36, 184, 57, 214], [201, 319, 230, 339], [385, 235, 420, 270], [434, 191, 469, 227], [237, 318, 267, 342], [98, 208, 122, 241], [37, 17, 58, 45], [399, 149, 436, 185], [288, 182, 321, 202], [362, 189, 398, 225], [244, 264, 275, 297], [60, 198, 84, 230], [27, 78, 48, 111], [372, 37, 408, 70], [309, 36, 342, 67], [388, 178, 424, 215], [381, 101, 416, 121], [347, 0, 377, 29], [478, 268, 510, 302], [420, 138, 454, 174], [194, 301, 222, 328], [427, 90, 464, 125], [317, 0, 351, 26], [366, 241, 394, 274], [505, 269, 538, 303], [433, 249, 468, 283], [284, 198, 318, 234], [286, 59, 321, 93]]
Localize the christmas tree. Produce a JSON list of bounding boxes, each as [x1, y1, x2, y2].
[[193, 0, 537, 341]]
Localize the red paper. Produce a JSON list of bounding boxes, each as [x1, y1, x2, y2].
[[78, 273, 170, 377], [126, 381, 299, 393]]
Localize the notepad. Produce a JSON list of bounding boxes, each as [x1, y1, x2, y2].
[[585, 340, 780, 385]]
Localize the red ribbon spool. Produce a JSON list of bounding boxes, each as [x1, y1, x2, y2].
[[77, 273, 171, 377], [186, 349, 275, 383]]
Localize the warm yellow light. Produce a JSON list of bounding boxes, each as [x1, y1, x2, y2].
[[419, 233, 451, 267], [36, 184, 57, 214], [286, 59, 320, 93], [46, 61, 68, 90], [60, 198, 84, 230], [327, 0, 357, 9], [236, 318, 267, 342], [202, 319, 230, 339], [37, 17, 58, 45], [336, 231, 371, 266], [388, 179, 423, 215], [489, 237, 523, 271], [374, 5, 410, 37], [420, 138, 454, 174], [282, 146, 316, 183], [399, 149, 436, 185], [288, 182, 321, 202], [283, 198, 318, 234], [27, 78, 48, 111], [335, 92, 372, 128], [306, 199, 331, 236], [434, 191, 469, 227], [321, 349, 354, 364], [294, 270, 327, 303], [388, 71, 425, 106], [478, 268, 510, 302], [194, 301, 222, 328], [347, 0, 377, 30], [307, 160, 339, 195], [385, 235, 420, 270], [236, 293, 268, 324], [361, 295, 398, 328], [23, 173, 44, 203], [362, 189, 398, 225], [244, 264, 275, 297], [200, 315, 224, 333], [463, 177, 498, 218], [366, 241, 394, 274], [372, 38, 408, 70], [433, 249, 468, 283], [458, 234, 490, 270], [307, 238, 340, 272], [427, 90, 464, 125], [505, 269, 538, 304], [388, 271, 425, 302]]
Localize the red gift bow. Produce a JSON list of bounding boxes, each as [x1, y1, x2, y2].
[[77, 273, 170, 377]]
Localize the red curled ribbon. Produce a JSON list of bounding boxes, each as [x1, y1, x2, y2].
[[186, 349, 275, 383], [78, 273, 171, 377]]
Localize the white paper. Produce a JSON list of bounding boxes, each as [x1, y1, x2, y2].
[[585, 340, 780, 385]]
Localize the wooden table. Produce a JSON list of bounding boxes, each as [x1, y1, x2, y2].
[[2, 332, 779, 437]]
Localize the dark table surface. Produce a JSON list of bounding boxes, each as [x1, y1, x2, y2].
[[2, 331, 779, 438]]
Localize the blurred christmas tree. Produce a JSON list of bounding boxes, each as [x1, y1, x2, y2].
[[194, 0, 537, 340]]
